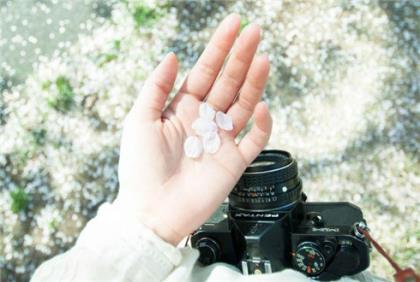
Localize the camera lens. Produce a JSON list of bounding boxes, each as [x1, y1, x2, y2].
[[229, 150, 301, 211]]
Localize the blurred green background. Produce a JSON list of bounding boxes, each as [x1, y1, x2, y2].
[[0, 0, 419, 281]]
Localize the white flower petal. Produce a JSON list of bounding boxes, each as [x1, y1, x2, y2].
[[192, 118, 217, 136], [184, 136, 203, 158], [199, 102, 216, 120], [215, 111, 233, 131], [202, 132, 221, 154]]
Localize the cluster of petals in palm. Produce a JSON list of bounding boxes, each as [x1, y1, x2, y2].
[[184, 102, 233, 158]]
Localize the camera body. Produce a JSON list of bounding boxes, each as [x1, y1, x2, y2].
[[191, 150, 370, 281]]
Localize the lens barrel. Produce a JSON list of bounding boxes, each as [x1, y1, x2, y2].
[[229, 150, 302, 211]]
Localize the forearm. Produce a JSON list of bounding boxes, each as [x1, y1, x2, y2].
[[31, 202, 182, 282]]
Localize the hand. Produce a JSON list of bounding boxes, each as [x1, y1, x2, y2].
[[114, 14, 272, 245]]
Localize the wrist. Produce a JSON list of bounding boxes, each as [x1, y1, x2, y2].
[[140, 215, 184, 246], [112, 196, 183, 246]]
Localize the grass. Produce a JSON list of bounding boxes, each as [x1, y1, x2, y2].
[[240, 18, 250, 31], [46, 76, 75, 112], [10, 188, 28, 214], [98, 53, 118, 67], [30, 128, 47, 146], [132, 5, 159, 27]]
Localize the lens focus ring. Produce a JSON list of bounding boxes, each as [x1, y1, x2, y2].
[[229, 182, 302, 211], [237, 150, 298, 187], [229, 150, 302, 211]]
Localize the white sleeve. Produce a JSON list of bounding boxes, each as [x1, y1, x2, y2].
[[31, 202, 182, 282]]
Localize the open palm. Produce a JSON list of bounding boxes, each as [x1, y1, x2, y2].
[[115, 14, 272, 245]]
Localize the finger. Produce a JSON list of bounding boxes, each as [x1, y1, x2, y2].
[[135, 52, 178, 121], [167, 14, 240, 110], [238, 102, 272, 164], [227, 54, 270, 136], [205, 23, 261, 112]]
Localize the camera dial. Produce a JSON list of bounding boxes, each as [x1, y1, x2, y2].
[[293, 242, 326, 276], [196, 237, 221, 265]]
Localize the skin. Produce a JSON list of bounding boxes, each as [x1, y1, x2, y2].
[[113, 14, 273, 246]]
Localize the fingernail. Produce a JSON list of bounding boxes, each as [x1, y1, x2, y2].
[[242, 22, 261, 37], [260, 54, 269, 62], [166, 52, 175, 59], [157, 52, 176, 70], [223, 13, 240, 26], [162, 52, 177, 65]]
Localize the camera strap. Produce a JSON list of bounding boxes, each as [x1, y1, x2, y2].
[[357, 227, 419, 282]]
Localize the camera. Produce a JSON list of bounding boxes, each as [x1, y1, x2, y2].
[[191, 150, 371, 281]]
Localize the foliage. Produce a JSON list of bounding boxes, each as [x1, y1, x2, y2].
[[10, 188, 28, 214], [46, 76, 75, 112], [30, 128, 47, 146], [132, 4, 159, 27], [240, 18, 249, 31]]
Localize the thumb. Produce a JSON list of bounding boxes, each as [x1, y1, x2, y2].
[[134, 52, 178, 121]]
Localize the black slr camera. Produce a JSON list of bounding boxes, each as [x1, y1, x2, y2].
[[191, 150, 371, 281]]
